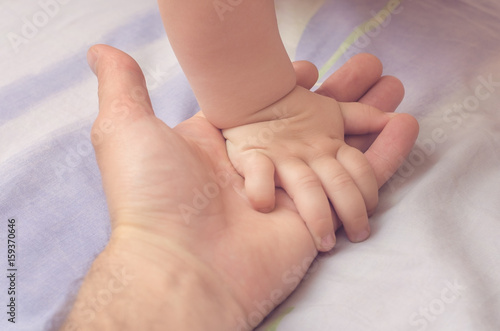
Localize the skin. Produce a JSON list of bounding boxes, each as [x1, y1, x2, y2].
[[158, 0, 418, 250], [60, 45, 418, 330]]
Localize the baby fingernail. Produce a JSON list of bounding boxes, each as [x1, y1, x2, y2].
[[320, 233, 336, 251], [353, 229, 370, 243]]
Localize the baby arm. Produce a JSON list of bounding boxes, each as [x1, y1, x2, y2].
[[158, 0, 296, 128], [159, 0, 377, 251]]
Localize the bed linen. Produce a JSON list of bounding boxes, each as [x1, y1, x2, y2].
[[1, 0, 499, 330]]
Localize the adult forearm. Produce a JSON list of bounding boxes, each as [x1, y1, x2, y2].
[[60, 233, 244, 331], [158, 0, 296, 128]]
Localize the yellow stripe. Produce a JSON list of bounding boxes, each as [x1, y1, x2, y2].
[[318, 0, 402, 81], [266, 306, 295, 331]]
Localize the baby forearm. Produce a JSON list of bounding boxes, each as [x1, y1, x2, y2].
[[159, 0, 296, 128]]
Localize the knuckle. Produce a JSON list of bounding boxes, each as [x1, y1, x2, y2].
[[352, 161, 374, 176], [312, 215, 333, 228], [295, 173, 321, 191], [328, 172, 354, 191]]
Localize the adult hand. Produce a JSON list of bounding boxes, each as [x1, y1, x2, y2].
[[61, 45, 417, 331]]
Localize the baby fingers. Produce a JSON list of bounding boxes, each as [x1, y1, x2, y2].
[[335, 144, 379, 215], [277, 159, 336, 252], [310, 154, 372, 243], [236, 151, 276, 213]]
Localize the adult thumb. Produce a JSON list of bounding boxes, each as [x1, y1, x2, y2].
[[86, 45, 165, 218], [87, 44, 155, 153]]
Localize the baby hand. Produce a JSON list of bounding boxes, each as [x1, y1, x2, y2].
[[223, 85, 379, 252]]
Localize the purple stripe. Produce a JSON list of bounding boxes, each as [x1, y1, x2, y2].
[[0, 9, 165, 124]]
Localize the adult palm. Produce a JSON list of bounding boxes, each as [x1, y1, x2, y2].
[[80, 44, 417, 330]]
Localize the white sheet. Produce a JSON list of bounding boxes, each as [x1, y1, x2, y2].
[[1, 0, 499, 330]]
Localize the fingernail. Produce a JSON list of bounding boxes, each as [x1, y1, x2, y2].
[[320, 233, 336, 251], [353, 229, 370, 243], [258, 207, 274, 213], [87, 47, 99, 75]]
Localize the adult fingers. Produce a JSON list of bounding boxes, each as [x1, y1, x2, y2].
[[344, 76, 405, 151], [293, 60, 319, 90], [315, 54, 408, 153], [88, 44, 154, 119], [339, 102, 419, 188], [358, 75, 405, 112], [340, 102, 392, 136], [314, 54, 418, 188], [365, 113, 420, 188], [315, 53, 383, 102], [87, 44, 155, 154], [86, 44, 162, 211]]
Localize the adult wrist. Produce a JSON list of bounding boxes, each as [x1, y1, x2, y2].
[[61, 227, 246, 331]]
